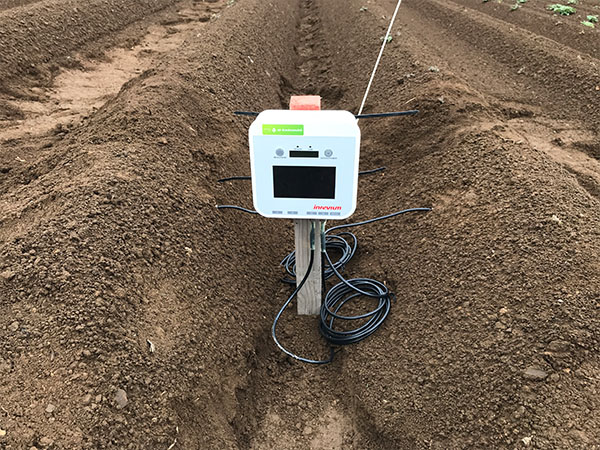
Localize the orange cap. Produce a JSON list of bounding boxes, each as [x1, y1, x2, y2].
[[289, 95, 322, 111]]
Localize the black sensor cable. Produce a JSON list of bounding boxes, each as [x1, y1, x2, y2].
[[220, 207, 432, 364], [216, 205, 259, 215], [280, 231, 357, 284], [218, 167, 385, 183], [233, 110, 419, 119], [271, 222, 335, 364]]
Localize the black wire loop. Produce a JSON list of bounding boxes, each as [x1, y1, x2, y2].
[[320, 277, 392, 346], [280, 232, 357, 283], [215, 203, 432, 363], [271, 208, 432, 364]]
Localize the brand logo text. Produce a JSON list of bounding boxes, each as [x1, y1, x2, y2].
[[313, 205, 342, 211]]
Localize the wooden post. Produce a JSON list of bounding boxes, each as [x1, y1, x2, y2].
[[294, 219, 322, 315], [290, 95, 323, 315]]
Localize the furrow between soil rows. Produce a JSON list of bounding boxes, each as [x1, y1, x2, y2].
[[0, 0, 180, 84], [1, 0, 600, 448], [0, 0, 303, 448]]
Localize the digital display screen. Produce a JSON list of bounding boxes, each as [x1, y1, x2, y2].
[[290, 151, 319, 158], [273, 166, 336, 199]]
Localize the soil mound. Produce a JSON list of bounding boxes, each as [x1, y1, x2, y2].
[[1, 0, 599, 448]]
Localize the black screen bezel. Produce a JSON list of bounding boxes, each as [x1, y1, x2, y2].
[[273, 166, 336, 199]]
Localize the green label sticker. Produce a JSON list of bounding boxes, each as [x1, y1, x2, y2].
[[262, 124, 304, 136]]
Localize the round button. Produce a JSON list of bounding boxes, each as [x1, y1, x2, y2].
[[275, 148, 284, 157], [324, 149, 333, 157]]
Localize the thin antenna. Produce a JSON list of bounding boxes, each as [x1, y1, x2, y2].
[[357, 0, 403, 120]]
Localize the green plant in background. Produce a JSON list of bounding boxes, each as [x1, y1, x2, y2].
[[511, 0, 527, 11], [587, 15, 599, 23], [567, 0, 577, 4], [547, 4, 577, 15], [581, 20, 595, 27]]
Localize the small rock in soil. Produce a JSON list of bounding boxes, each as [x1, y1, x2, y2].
[[114, 388, 128, 409], [494, 321, 506, 330], [513, 405, 525, 418], [523, 367, 548, 381], [45, 403, 56, 414], [547, 340, 570, 352], [39, 436, 53, 447], [0, 270, 15, 281]]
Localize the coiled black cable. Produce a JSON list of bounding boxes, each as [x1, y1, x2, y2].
[[280, 232, 357, 283], [320, 277, 392, 346], [217, 203, 432, 363], [273, 208, 431, 363]]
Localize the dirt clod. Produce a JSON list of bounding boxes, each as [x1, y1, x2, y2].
[[38, 436, 53, 448], [114, 389, 128, 409], [523, 367, 549, 381], [0, 270, 15, 281]]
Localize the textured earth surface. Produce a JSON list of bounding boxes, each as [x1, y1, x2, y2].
[[1, 0, 599, 448]]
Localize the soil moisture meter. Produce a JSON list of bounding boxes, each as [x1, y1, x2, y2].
[[222, 0, 432, 364], [249, 110, 360, 220]]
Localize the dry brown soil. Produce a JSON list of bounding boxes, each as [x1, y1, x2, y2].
[[1, 0, 600, 448]]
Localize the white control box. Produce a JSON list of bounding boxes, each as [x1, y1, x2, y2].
[[249, 110, 360, 220]]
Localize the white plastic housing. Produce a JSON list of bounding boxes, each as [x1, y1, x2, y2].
[[249, 110, 360, 220]]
